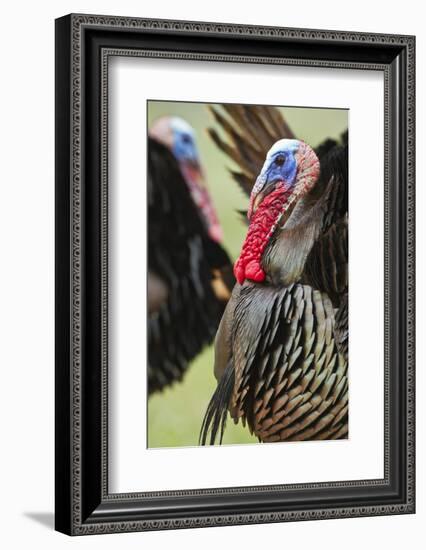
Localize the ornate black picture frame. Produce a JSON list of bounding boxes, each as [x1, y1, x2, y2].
[[55, 14, 415, 535]]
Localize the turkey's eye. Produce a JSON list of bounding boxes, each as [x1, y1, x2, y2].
[[275, 155, 285, 166], [182, 134, 192, 144]]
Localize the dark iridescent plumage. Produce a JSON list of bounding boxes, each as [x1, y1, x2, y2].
[[148, 137, 233, 394]]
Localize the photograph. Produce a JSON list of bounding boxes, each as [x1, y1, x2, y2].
[[147, 100, 349, 448]]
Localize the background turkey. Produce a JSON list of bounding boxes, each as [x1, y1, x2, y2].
[[147, 117, 234, 394], [200, 105, 348, 444]]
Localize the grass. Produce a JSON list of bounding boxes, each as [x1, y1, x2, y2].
[[148, 345, 257, 447]]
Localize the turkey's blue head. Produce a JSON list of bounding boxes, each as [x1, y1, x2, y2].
[[169, 117, 200, 166], [235, 139, 320, 285], [149, 116, 223, 242], [248, 139, 314, 219]]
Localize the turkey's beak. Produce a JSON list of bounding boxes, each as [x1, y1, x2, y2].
[[251, 191, 265, 216], [248, 174, 283, 220], [185, 157, 201, 171], [181, 159, 203, 186]]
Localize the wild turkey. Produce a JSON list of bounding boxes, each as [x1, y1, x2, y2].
[[147, 117, 234, 394], [200, 105, 348, 444]]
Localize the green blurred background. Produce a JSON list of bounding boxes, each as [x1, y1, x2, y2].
[[147, 101, 348, 448]]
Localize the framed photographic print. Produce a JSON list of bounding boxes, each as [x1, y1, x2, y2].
[[55, 14, 415, 535]]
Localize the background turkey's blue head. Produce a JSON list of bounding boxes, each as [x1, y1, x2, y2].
[[169, 117, 200, 166], [149, 116, 223, 242]]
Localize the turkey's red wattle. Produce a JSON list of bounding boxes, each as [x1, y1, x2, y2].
[[234, 185, 291, 284]]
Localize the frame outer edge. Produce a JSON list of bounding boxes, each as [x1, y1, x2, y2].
[[60, 13, 416, 535], [55, 14, 73, 536]]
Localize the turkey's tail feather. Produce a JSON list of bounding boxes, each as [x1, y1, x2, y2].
[[199, 363, 235, 445], [207, 104, 295, 198]]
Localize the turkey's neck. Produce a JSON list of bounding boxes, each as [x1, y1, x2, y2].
[[234, 185, 292, 284], [180, 161, 223, 242]]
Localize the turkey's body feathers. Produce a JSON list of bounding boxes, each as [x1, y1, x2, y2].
[[148, 137, 232, 393], [201, 105, 348, 444]]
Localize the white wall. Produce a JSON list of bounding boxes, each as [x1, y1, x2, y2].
[[0, 0, 422, 547]]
